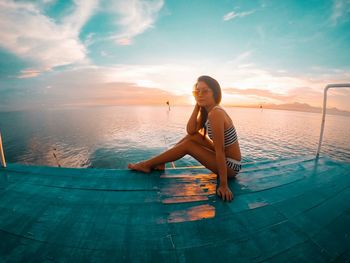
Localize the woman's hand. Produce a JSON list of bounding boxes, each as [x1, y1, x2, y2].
[[187, 103, 201, 135], [194, 103, 200, 111], [217, 184, 233, 201]]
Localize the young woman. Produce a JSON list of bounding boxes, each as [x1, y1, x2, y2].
[[128, 75, 242, 201]]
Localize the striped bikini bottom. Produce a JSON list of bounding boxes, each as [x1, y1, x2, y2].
[[226, 158, 242, 173]]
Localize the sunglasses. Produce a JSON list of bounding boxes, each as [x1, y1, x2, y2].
[[192, 89, 211, 97]]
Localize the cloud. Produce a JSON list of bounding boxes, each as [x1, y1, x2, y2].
[[18, 69, 42, 79], [223, 87, 292, 101], [215, 63, 350, 109], [0, 1, 253, 82], [1, 60, 349, 110], [100, 63, 201, 94], [100, 50, 108, 57], [63, 0, 98, 33], [0, 0, 98, 76], [109, 0, 164, 45], [330, 0, 350, 25], [0, 62, 197, 110], [223, 86, 324, 106], [223, 9, 256, 21], [287, 87, 323, 101], [226, 51, 253, 65], [91, 83, 187, 105], [1, 80, 187, 110]]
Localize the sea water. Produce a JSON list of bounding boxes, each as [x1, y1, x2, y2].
[[0, 106, 349, 168]]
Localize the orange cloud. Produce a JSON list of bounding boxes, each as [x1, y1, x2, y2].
[[90, 83, 188, 106], [223, 87, 292, 101], [223, 86, 323, 106]]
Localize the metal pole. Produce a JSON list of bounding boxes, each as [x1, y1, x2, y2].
[[0, 132, 6, 168], [316, 83, 350, 158]]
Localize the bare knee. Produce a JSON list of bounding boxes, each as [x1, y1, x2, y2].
[[176, 134, 193, 145], [185, 132, 203, 142]]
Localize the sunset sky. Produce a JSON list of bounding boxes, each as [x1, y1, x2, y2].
[[1, 0, 350, 111]]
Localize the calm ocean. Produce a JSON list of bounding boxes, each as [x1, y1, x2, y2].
[[0, 106, 349, 168]]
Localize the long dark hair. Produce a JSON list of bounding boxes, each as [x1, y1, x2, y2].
[[195, 75, 222, 136]]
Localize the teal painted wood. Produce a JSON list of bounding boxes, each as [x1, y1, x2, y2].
[[0, 156, 349, 262]]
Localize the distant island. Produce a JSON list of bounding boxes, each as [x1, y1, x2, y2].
[[230, 102, 350, 117]]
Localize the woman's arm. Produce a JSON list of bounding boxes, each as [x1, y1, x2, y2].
[[208, 109, 233, 201], [186, 104, 201, 135]]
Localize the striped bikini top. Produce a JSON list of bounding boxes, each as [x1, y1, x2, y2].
[[205, 107, 238, 147]]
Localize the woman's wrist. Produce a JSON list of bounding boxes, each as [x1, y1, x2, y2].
[[219, 176, 228, 187], [219, 182, 228, 187]]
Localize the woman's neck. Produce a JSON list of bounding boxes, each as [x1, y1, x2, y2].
[[205, 104, 218, 113]]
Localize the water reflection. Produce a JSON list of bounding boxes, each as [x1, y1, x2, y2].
[[0, 106, 349, 167]]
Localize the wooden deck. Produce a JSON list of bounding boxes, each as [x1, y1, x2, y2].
[[0, 156, 349, 262]]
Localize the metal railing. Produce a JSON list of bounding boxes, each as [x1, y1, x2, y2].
[[0, 132, 6, 168], [316, 83, 350, 158]]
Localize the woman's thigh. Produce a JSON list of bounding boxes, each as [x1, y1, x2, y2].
[[185, 133, 214, 151], [186, 140, 236, 178]]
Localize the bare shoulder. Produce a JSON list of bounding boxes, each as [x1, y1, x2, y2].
[[209, 106, 234, 128], [208, 107, 225, 122]]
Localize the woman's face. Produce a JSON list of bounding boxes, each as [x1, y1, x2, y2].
[[193, 81, 215, 107]]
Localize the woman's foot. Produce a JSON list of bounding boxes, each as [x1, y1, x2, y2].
[[154, 163, 165, 171], [128, 162, 151, 173]]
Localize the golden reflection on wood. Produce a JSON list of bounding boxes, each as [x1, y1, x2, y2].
[[160, 173, 217, 202], [167, 204, 216, 223], [159, 173, 217, 223], [162, 196, 209, 204]]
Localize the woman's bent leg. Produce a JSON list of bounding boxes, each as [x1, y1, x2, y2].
[[128, 139, 190, 172], [154, 133, 213, 170], [128, 134, 236, 177], [145, 133, 212, 171]]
